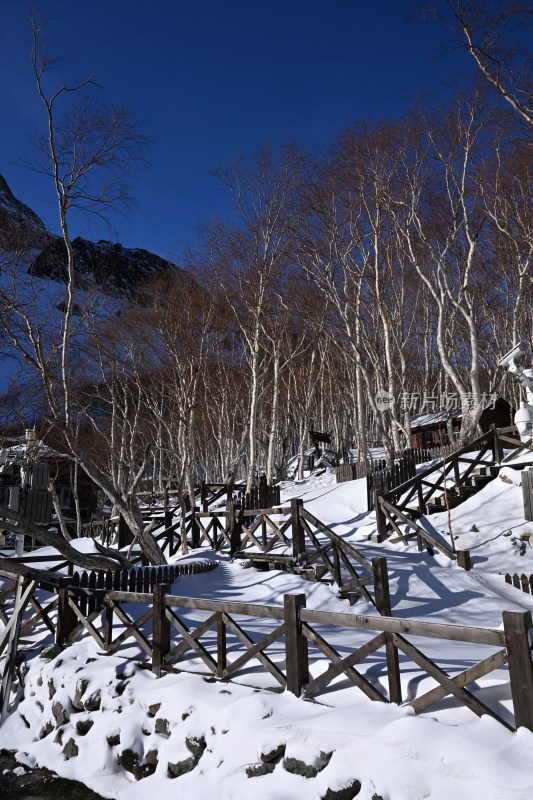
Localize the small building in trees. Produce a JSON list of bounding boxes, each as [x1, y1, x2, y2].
[[410, 398, 513, 449]]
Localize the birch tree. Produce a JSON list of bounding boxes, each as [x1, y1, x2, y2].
[[0, 17, 166, 564]]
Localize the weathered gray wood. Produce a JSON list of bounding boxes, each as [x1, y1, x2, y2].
[[409, 648, 508, 715], [223, 613, 286, 686], [0, 578, 37, 723], [103, 602, 114, 652], [290, 499, 305, 558], [522, 471, 533, 522], [165, 608, 218, 674], [303, 627, 386, 696], [300, 608, 506, 646], [56, 577, 78, 647], [393, 632, 512, 728], [166, 611, 217, 661], [300, 508, 373, 572], [380, 498, 456, 559], [456, 550, 472, 571], [152, 583, 171, 677], [503, 610, 533, 732], [163, 594, 285, 619], [216, 611, 226, 679], [191, 508, 200, 548], [302, 621, 386, 702], [373, 556, 401, 703], [492, 425, 504, 463], [284, 593, 308, 695], [25, 595, 57, 636], [105, 601, 154, 657], [374, 491, 388, 541]]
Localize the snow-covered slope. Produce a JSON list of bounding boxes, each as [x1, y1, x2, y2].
[[2, 466, 533, 799]]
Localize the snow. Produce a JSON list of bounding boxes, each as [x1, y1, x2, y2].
[[2, 466, 533, 798]]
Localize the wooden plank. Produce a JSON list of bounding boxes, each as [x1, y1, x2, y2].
[[164, 595, 285, 619], [284, 593, 308, 694], [503, 610, 533, 732], [165, 608, 218, 674], [409, 648, 508, 714], [0, 578, 38, 722], [299, 517, 337, 581], [152, 583, 171, 678], [166, 611, 218, 662], [216, 611, 226, 679], [380, 499, 455, 559], [300, 608, 506, 646], [64, 599, 107, 650], [24, 595, 57, 636], [106, 602, 154, 657], [393, 632, 511, 727], [290, 499, 305, 559], [304, 628, 386, 696], [373, 556, 401, 703], [223, 613, 286, 687], [302, 621, 386, 702], [301, 508, 373, 571]]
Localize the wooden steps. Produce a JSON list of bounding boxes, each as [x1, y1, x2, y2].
[[425, 465, 500, 514]]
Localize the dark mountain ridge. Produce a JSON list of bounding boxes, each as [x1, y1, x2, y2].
[[0, 173, 49, 251], [0, 173, 180, 297]]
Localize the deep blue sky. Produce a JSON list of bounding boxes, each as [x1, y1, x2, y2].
[[1, 1, 472, 262]]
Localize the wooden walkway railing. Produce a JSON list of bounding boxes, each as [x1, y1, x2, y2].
[[33, 579, 533, 733], [2, 561, 533, 732], [369, 426, 533, 564], [379, 429, 500, 516], [374, 495, 472, 568]]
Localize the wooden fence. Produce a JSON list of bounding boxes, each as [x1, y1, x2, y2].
[[7, 574, 530, 733], [336, 446, 454, 484], [2, 555, 533, 731], [505, 573, 533, 595]]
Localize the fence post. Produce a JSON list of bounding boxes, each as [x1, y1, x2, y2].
[[492, 424, 503, 464], [216, 611, 226, 679], [456, 550, 472, 570], [118, 515, 133, 549], [152, 582, 171, 678], [372, 557, 401, 704], [164, 487, 172, 529], [56, 577, 77, 647], [284, 593, 308, 695], [103, 600, 113, 651], [191, 507, 200, 549], [227, 500, 243, 556], [522, 470, 533, 522], [373, 492, 387, 542], [290, 499, 305, 559], [503, 610, 533, 732]]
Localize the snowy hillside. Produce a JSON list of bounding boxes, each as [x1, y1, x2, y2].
[[2, 465, 533, 799]]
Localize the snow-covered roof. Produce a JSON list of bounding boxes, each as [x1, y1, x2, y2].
[[0, 439, 70, 471], [410, 408, 462, 430]]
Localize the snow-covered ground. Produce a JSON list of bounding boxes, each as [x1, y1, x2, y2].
[[2, 465, 533, 799]]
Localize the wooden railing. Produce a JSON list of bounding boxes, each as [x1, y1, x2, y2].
[[379, 429, 500, 516], [2, 562, 533, 732], [369, 426, 533, 562], [374, 495, 472, 568], [47, 582, 533, 732]]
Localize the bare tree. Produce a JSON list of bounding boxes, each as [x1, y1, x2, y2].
[[440, 1, 533, 128], [0, 17, 166, 564]]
